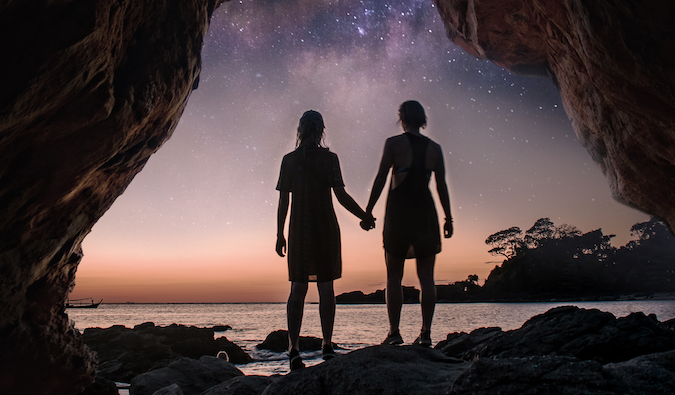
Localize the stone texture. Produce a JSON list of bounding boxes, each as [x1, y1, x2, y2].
[[130, 356, 243, 395], [201, 376, 279, 395], [436, 306, 675, 363], [83, 323, 252, 383], [448, 351, 675, 394], [434, 0, 675, 229], [152, 384, 184, 395], [256, 329, 338, 353], [260, 345, 468, 395], [0, 1, 225, 393]]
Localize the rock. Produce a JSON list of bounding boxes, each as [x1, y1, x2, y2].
[[448, 350, 675, 394], [201, 376, 279, 395], [434, 327, 503, 357], [83, 323, 251, 382], [256, 329, 338, 352], [0, 1, 226, 393], [215, 336, 253, 364], [152, 383, 184, 395], [78, 377, 119, 395], [336, 286, 419, 304], [434, 0, 675, 229], [130, 356, 243, 395], [211, 325, 232, 331], [436, 306, 675, 363], [261, 345, 468, 395]]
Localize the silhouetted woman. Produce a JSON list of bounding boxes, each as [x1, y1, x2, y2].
[[276, 110, 372, 370], [364, 100, 453, 347]]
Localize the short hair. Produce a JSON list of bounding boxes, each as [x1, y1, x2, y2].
[[398, 100, 427, 129]]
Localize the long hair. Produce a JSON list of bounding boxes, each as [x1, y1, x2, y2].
[[398, 100, 427, 129], [296, 110, 326, 148]]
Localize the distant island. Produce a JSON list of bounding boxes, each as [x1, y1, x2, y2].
[[338, 217, 675, 304]]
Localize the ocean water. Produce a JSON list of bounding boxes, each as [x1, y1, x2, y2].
[[68, 301, 675, 376]]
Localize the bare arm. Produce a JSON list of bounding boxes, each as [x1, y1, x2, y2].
[[276, 191, 290, 256], [334, 186, 369, 221], [366, 140, 393, 213], [433, 146, 453, 238]]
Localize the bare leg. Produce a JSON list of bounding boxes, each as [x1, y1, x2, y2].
[[317, 281, 336, 347], [416, 255, 436, 334], [385, 252, 405, 336], [287, 281, 308, 352]]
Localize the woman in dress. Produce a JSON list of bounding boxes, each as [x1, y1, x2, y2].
[[364, 100, 453, 347], [276, 110, 373, 370]]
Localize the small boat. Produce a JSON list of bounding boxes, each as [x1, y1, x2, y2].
[[65, 297, 102, 309]]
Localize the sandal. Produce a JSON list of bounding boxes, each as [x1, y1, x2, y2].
[[289, 348, 305, 371], [322, 344, 336, 360], [413, 330, 431, 347], [381, 331, 404, 345]]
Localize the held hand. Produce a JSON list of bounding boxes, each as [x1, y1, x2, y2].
[[360, 214, 376, 231], [276, 235, 286, 257], [444, 219, 454, 238]]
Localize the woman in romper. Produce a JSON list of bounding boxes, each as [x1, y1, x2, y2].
[[364, 100, 453, 347], [276, 110, 372, 370]]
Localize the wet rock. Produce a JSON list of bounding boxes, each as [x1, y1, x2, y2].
[[130, 356, 243, 395], [211, 325, 232, 331], [261, 345, 468, 395], [201, 375, 279, 395], [437, 306, 675, 363], [448, 350, 675, 394], [434, 0, 675, 229], [0, 1, 226, 393], [256, 329, 338, 352], [83, 323, 251, 382]]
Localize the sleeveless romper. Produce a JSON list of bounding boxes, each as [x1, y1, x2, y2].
[[383, 133, 441, 259]]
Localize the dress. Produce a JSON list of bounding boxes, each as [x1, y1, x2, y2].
[[276, 146, 344, 282], [383, 133, 441, 259]]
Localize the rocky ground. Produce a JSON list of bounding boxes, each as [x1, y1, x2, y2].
[[79, 307, 675, 395]]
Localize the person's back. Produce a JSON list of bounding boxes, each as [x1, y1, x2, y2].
[[364, 100, 453, 347]]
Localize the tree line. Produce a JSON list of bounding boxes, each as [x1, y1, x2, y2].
[[336, 217, 674, 303], [479, 217, 675, 298]]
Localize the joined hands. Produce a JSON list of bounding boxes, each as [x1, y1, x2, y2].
[[360, 213, 376, 231]]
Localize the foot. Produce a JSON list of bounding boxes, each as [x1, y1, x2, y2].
[[289, 349, 305, 371], [413, 330, 431, 347], [381, 331, 404, 345], [322, 344, 336, 360]]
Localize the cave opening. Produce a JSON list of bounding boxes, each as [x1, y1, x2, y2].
[[69, 0, 648, 308]]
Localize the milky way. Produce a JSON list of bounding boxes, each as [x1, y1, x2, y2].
[[75, 0, 648, 302]]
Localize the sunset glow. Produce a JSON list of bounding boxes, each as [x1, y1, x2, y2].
[[71, 0, 649, 303]]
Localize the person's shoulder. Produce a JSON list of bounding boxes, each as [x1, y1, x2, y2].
[[385, 134, 407, 147], [427, 138, 442, 150]]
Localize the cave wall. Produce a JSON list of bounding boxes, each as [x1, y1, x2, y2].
[[434, 0, 675, 229], [0, 1, 225, 393]]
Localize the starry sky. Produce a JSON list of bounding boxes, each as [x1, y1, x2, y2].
[[72, 0, 649, 303]]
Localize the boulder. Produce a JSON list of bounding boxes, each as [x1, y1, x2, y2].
[[201, 375, 279, 395], [256, 329, 338, 352], [130, 356, 243, 395], [152, 383, 183, 395], [261, 345, 467, 395], [83, 323, 251, 382], [434, 0, 675, 229], [436, 306, 675, 363], [0, 1, 226, 393], [448, 350, 675, 394]]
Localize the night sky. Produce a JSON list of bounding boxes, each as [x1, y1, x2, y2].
[[73, 0, 649, 303]]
